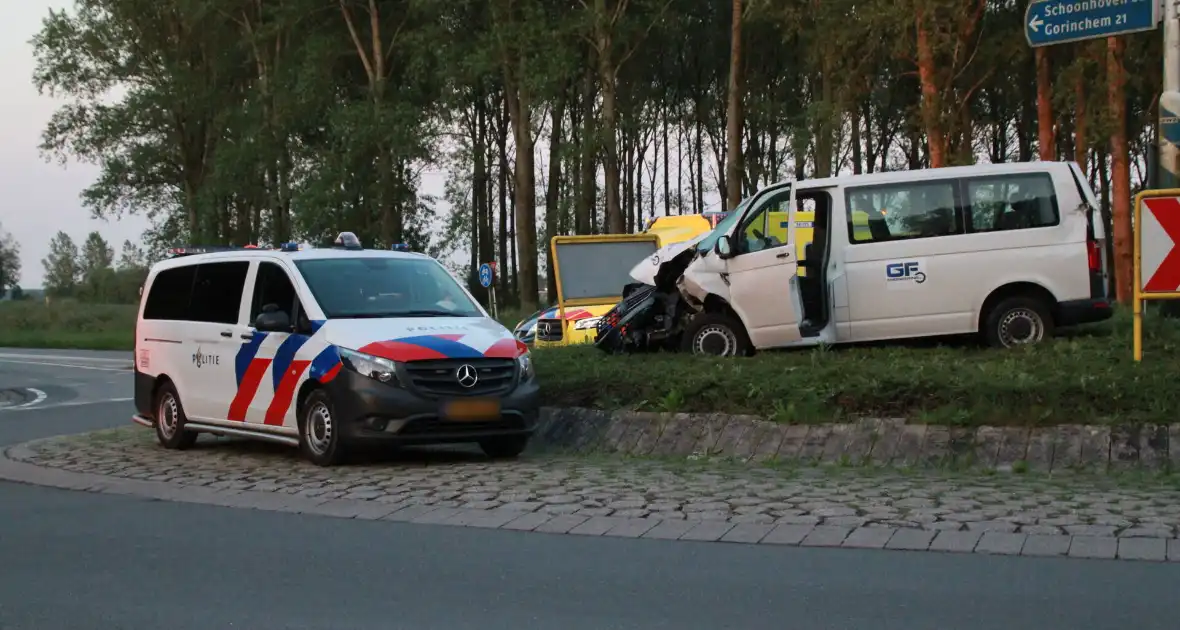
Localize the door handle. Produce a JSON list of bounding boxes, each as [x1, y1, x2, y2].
[[240, 332, 254, 340], [776, 252, 792, 259], [220, 331, 233, 338]]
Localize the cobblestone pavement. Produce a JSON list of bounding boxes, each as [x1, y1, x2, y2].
[[12, 427, 1180, 561]]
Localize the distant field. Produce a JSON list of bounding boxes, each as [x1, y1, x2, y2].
[[0, 300, 136, 350]]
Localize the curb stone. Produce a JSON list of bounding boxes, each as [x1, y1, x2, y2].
[[1, 434, 1172, 563], [536, 408, 1180, 472]]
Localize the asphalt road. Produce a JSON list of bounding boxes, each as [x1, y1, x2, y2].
[[1, 349, 1178, 630]]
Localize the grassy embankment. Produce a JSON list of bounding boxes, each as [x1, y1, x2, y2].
[[3, 300, 1173, 426]]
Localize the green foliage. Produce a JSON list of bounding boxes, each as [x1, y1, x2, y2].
[[0, 223, 19, 293], [40, 231, 147, 304], [532, 311, 1180, 426], [0, 300, 135, 350]]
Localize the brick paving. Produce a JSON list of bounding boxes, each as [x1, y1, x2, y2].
[[9, 426, 1180, 561]]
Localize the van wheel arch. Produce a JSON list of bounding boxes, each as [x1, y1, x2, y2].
[[295, 380, 321, 420], [150, 374, 174, 418], [979, 282, 1057, 347]]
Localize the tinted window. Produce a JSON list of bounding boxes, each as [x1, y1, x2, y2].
[[143, 266, 196, 321], [846, 180, 960, 243], [250, 262, 303, 324], [189, 262, 249, 324], [295, 257, 481, 319], [965, 173, 1059, 232]]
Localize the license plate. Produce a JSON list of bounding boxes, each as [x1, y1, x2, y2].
[[441, 398, 501, 421]]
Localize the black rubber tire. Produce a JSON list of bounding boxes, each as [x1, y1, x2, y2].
[[298, 389, 350, 466], [680, 312, 752, 357], [479, 435, 529, 459], [154, 381, 198, 450], [982, 296, 1055, 348]]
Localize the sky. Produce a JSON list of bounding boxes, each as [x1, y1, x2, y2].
[[0, 0, 150, 289]]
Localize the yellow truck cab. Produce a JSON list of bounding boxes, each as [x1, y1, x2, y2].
[[536, 215, 714, 347]]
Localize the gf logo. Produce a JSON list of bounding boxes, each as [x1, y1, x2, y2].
[[885, 261, 927, 284]]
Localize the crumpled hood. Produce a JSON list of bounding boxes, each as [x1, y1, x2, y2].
[[628, 233, 707, 286], [320, 316, 526, 362]]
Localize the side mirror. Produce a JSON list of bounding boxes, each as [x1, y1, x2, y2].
[[715, 234, 733, 259], [255, 308, 292, 332]]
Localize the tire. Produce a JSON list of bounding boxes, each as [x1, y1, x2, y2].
[[680, 312, 751, 357], [154, 382, 198, 450], [298, 389, 350, 466], [479, 435, 529, 459], [982, 296, 1055, 348]]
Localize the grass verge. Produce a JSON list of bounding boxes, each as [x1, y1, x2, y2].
[[532, 309, 1180, 427], [0, 300, 136, 350], [5, 300, 1177, 427]]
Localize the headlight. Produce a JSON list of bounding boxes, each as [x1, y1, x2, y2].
[[339, 348, 401, 385], [573, 316, 601, 330], [517, 352, 534, 380]]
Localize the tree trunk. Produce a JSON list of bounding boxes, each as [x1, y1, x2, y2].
[[1107, 36, 1132, 304], [915, 14, 946, 168], [851, 107, 863, 175], [471, 94, 486, 291], [545, 96, 564, 304], [695, 114, 705, 211], [1036, 47, 1055, 160], [724, 0, 744, 211], [497, 96, 509, 292], [662, 106, 670, 215], [504, 82, 538, 312], [596, 28, 624, 233], [575, 63, 595, 235]]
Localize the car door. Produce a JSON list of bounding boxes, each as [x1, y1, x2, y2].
[[238, 260, 310, 428], [724, 185, 804, 348], [183, 260, 251, 420]]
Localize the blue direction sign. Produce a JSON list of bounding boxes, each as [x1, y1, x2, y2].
[[478, 263, 494, 288], [1025, 0, 1158, 47]]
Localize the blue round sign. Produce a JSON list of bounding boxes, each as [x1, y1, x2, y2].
[[478, 263, 493, 288]]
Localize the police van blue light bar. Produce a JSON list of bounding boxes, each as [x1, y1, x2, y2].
[[390, 243, 410, 252], [279, 242, 300, 252], [333, 232, 363, 250]]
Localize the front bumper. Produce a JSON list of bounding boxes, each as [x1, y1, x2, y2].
[[324, 366, 540, 445]]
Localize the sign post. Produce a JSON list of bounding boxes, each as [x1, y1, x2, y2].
[[1133, 190, 1180, 360], [1024, 0, 1159, 47], [478, 262, 497, 320]]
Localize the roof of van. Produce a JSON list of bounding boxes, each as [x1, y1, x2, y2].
[[785, 160, 1076, 190], [150, 247, 428, 271]]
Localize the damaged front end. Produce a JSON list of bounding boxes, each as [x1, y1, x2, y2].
[[593, 236, 712, 354]]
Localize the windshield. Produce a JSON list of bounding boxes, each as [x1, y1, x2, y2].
[[697, 198, 751, 253], [295, 257, 482, 319]]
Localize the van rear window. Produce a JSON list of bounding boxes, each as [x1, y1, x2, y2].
[[964, 173, 1059, 232]]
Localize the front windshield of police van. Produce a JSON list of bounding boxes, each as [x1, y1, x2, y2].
[[296, 257, 482, 319], [697, 197, 751, 253]]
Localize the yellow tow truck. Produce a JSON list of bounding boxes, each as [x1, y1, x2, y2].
[[535, 215, 715, 347]]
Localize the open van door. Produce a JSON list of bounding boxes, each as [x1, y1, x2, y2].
[[718, 183, 805, 348]]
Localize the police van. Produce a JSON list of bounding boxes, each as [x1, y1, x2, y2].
[[643, 161, 1112, 354], [132, 233, 538, 466]]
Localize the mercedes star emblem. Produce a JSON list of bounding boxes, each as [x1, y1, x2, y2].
[[455, 364, 479, 388]]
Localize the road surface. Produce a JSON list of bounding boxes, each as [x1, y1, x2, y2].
[[0, 349, 1176, 629]]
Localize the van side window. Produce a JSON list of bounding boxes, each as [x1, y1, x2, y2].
[[846, 180, 960, 244], [251, 262, 304, 325], [143, 266, 196, 321], [965, 173, 1059, 232], [190, 262, 249, 324], [736, 188, 793, 254]]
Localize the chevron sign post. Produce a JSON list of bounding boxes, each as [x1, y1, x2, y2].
[[1133, 190, 1180, 360]]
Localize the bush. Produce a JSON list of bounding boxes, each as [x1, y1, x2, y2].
[[532, 309, 1180, 426], [0, 300, 136, 350]]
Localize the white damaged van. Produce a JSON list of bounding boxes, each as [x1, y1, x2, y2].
[[596, 161, 1112, 355]]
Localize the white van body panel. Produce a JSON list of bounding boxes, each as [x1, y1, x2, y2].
[[678, 161, 1105, 348]]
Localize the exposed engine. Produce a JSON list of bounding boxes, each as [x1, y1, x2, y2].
[[593, 240, 702, 354]]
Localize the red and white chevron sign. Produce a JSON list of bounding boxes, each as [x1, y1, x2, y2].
[[1140, 196, 1180, 293]]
